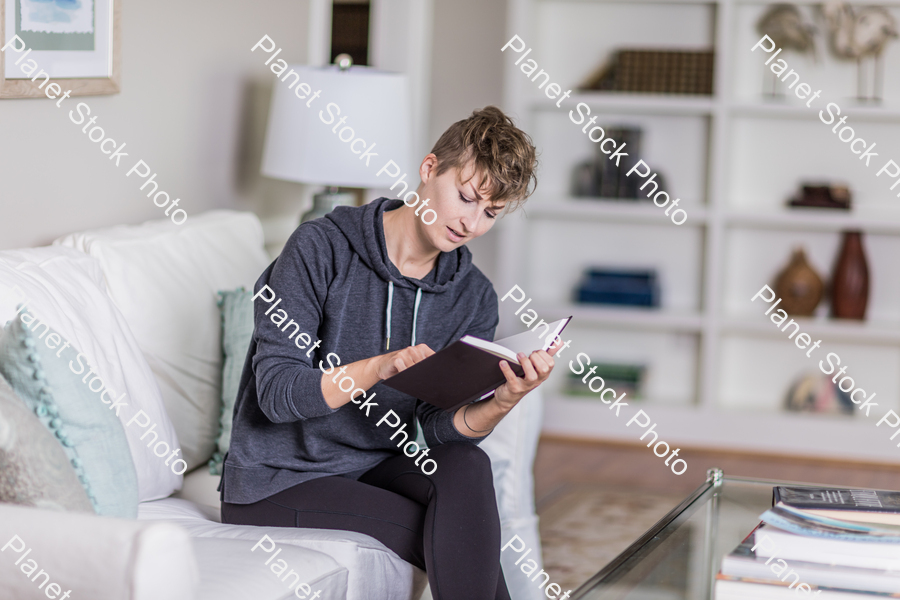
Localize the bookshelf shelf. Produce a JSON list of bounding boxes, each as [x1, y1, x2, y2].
[[501, 0, 900, 462], [725, 210, 900, 235], [528, 199, 710, 225], [721, 317, 900, 345], [541, 398, 892, 463], [532, 303, 704, 332], [729, 102, 900, 122], [529, 92, 716, 116]]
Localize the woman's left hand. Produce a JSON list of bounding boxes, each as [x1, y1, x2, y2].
[[493, 348, 556, 413], [453, 343, 560, 437]]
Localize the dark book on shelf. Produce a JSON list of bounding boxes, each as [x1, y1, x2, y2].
[[575, 269, 660, 307], [598, 154, 621, 198], [613, 127, 643, 199], [571, 127, 646, 199], [583, 49, 714, 95], [565, 363, 645, 398]]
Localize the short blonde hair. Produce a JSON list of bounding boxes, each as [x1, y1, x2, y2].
[[430, 106, 538, 211]]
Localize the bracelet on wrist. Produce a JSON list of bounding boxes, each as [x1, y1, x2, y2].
[[463, 403, 494, 434]]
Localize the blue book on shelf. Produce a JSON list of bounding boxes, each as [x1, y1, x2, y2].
[[575, 269, 660, 307]]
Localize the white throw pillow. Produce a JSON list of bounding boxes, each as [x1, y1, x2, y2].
[[0, 247, 181, 502], [56, 211, 272, 471]]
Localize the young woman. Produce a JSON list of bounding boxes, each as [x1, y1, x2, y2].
[[221, 106, 556, 600]]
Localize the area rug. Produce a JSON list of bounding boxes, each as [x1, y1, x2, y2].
[[537, 485, 685, 593]]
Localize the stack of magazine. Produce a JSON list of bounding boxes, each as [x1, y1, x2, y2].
[[716, 486, 900, 599]]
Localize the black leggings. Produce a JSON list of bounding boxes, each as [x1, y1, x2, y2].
[[221, 442, 511, 600]]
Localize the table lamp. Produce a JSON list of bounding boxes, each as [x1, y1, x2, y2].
[[261, 55, 411, 223]]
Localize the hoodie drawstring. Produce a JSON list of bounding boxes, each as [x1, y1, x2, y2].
[[411, 287, 422, 346], [386, 282, 394, 350], [385, 282, 422, 350]]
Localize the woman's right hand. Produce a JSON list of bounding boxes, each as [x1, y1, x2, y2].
[[321, 344, 435, 409], [372, 343, 435, 380]]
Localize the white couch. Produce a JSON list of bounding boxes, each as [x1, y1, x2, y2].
[[0, 210, 545, 600]]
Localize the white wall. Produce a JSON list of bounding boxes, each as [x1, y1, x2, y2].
[[0, 0, 311, 250]]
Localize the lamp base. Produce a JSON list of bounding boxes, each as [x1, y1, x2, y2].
[[301, 190, 356, 224]]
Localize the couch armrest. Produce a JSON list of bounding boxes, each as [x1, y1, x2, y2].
[[0, 504, 198, 600]]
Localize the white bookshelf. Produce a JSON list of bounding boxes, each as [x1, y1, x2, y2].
[[499, 0, 900, 463]]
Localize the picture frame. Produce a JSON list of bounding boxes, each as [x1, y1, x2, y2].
[[0, 0, 121, 99]]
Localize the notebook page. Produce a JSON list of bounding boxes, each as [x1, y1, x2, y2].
[[493, 317, 571, 356]]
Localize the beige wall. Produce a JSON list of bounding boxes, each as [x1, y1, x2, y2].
[[429, 0, 509, 283], [0, 0, 310, 250], [429, 0, 508, 143], [1, 0, 513, 266]]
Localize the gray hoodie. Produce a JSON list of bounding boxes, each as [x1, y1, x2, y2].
[[221, 198, 499, 504]]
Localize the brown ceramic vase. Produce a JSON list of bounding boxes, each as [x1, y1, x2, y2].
[[831, 230, 869, 320], [774, 248, 824, 316]]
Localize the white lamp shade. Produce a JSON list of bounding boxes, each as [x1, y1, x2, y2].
[[261, 65, 411, 188]]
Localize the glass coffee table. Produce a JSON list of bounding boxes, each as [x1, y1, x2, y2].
[[570, 469, 792, 600]]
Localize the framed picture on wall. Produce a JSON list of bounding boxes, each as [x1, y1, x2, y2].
[[0, 0, 121, 98]]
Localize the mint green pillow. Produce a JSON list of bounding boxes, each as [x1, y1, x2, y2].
[[209, 288, 255, 475], [0, 313, 139, 518]]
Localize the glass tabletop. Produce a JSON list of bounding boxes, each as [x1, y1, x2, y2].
[[571, 469, 797, 600]]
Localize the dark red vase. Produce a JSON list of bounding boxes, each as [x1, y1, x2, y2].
[[831, 230, 869, 320]]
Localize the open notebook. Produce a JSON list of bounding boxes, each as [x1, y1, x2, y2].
[[382, 317, 572, 411]]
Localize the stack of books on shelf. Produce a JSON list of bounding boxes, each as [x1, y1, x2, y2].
[[571, 127, 645, 199], [716, 486, 900, 599], [573, 268, 660, 307], [564, 363, 645, 399]]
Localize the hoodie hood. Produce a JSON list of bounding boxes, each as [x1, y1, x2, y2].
[[325, 197, 473, 293]]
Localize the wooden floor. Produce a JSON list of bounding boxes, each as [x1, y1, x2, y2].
[[534, 435, 900, 509]]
